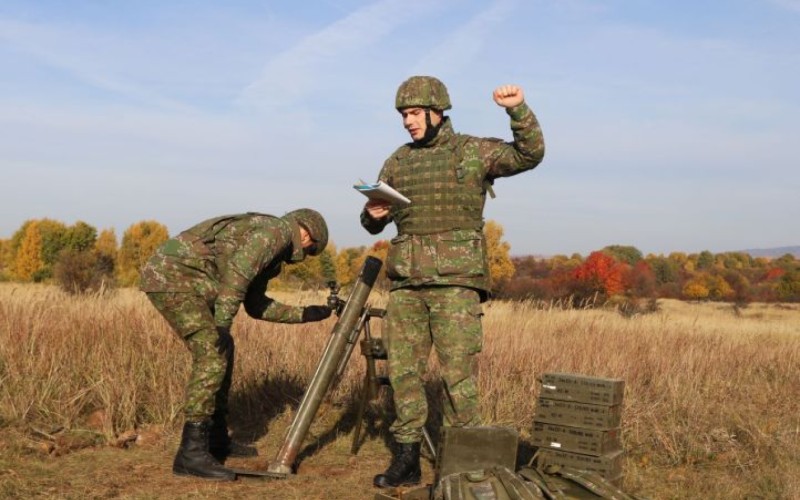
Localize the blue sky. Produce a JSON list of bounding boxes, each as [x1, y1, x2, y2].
[[1, 0, 798, 256]]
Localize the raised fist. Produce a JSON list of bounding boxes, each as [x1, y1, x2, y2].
[[492, 85, 524, 108]]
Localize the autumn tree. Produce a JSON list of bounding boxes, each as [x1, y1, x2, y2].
[[8, 218, 102, 282], [696, 250, 715, 270], [536, 253, 582, 275], [117, 220, 169, 287], [572, 251, 627, 301], [625, 260, 656, 297], [336, 246, 367, 287], [0, 239, 11, 280], [282, 246, 344, 290], [484, 220, 515, 289], [335, 240, 390, 291], [13, 220, 45, 281], [95, 228, 118, 277], [646, 255, 680, 285], [669, 252, 696, 273], [764, 267, 786, 281], [682, 272, 734, 301], [35, 219, 70, 276], [62, 221, 97, 252], [776, 270, 800, 302], [576, 252, 620, 294], [53, 223, 118, 294], [723, 270, 752, 302], [602, 245, 643, 265], [773, 254, 797, 270], [682, 280, 709, 300], [282, 253, 323, 287], [53, 249, 106, 294], [318, 244, 338, 283], [753, 257, 771, 269], [9, 218, 70, 281], [705, 274, 735, 300], [720, 252, 752, 270]]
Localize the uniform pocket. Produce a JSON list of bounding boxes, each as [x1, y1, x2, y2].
[[435, 230, 485, 277], [466, 301, 484, 354], [386, 234, 412, 279]]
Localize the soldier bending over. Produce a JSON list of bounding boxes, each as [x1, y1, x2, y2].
[[140, 209, 333, 481]]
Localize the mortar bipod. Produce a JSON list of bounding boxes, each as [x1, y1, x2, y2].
[[350, 307, 436, 460]]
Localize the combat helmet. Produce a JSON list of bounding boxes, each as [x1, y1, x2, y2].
[[395, 76, 452, 111], [282, 208, 328, 256]]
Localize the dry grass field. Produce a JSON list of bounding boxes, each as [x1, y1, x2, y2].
[[1, 283, 799, 499]]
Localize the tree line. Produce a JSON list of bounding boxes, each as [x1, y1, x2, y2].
[[496, 245, 800, 304], [0, 218, 515, 294], [1, 218, 797, 303]]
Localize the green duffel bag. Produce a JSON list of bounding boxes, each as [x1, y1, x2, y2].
[[517, 464, 643, 500], [434, 466, 546, 500]]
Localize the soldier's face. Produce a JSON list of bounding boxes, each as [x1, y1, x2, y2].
[[299, 227, 315, 249], [400, 107, 442, 141]]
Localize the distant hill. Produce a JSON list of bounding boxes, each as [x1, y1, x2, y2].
[[738, 246, 800, 258]]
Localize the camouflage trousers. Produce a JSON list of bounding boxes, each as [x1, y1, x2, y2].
[[384, 286, 483, 444], [145, 292, 234, 421]]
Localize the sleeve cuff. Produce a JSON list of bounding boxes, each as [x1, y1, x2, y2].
[[506, 102, 531, 121]]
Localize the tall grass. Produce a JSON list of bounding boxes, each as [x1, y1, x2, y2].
[[1, 284, 799, 497]]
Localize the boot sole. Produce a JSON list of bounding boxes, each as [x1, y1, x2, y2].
[[373, 475, 421, 489], [173, 469, 236, 481], [211, 451, 259, 459]]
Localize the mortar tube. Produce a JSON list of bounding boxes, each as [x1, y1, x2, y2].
[[267, 256, 382, 475]]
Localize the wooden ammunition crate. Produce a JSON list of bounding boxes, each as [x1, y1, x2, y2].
[[436, 426, 519, 479], [539, 372, 624, 406], [534, 397, 622, 430], [535, 448, 624, 481], [531, 421, 621, 456]]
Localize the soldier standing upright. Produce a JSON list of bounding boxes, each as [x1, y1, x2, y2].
[[361, 76, 545, 488], [140, 209, 333, 481]]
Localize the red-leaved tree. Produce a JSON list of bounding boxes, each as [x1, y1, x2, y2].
[[573, 251, 626, 296]]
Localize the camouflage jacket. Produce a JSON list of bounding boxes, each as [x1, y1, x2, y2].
[[139, 213, 307, 328], [361, 102, 544, 298]]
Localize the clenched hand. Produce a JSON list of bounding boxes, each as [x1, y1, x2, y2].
[[301, 305, 333, 323], [492, 85, 525, 108]]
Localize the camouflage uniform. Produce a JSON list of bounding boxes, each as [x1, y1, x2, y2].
[[140, 211, 324, 421], [361, 77, 545, 444]]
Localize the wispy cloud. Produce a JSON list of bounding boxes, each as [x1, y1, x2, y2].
[[412, 0, 516, 76], [0, 18, 193, 112], [237, 0, 449, 111], [767, 0, 800, 13]]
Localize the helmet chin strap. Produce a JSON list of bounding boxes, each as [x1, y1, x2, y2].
[[416, 109, 442, 144]]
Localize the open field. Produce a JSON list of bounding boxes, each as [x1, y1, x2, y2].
[[1, 283, 799, 499]]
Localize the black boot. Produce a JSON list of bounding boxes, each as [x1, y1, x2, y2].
[[373, 442, 421, 488], [209, 415, 258, 460], [173, 421, 236, 481]]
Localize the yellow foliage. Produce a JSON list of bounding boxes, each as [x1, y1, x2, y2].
[[0, 239, 11, 277], [683, 272, 735, 301], [117, 221, 169, 287], [13, 220, 45, 282], [95, 228, 118, 261], [669, 252, 688, 265], [705, 274, 735, 300], [683, 280, 709, 300], [335, 247, 365, 286], [484, 220, 515, 288]]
